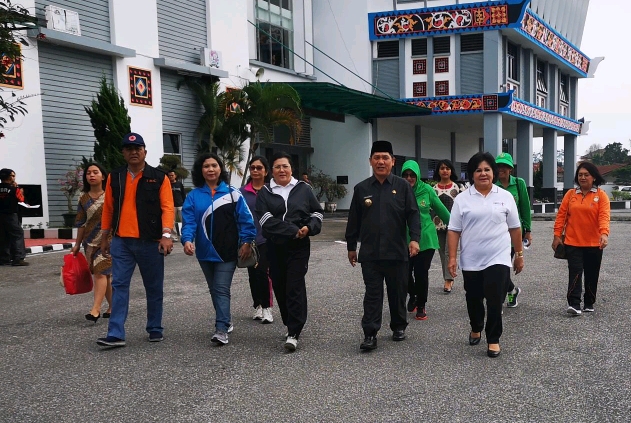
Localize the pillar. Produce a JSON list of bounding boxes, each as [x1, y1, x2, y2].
[[564, 134, 577, 191], [483, 113, 502, 156], [542, 128, 558, 206], [516, 121, 533, 185], [427, 36, 434, 96]]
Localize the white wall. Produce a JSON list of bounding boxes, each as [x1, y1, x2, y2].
[[420, 127, 451, 159], [1, 0, 49, 226], [455, 131, 481, 163], [310, 116, 372, 209], [377, 119, 416, 157]]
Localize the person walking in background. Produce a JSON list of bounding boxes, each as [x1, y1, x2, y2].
[[256, 152, 323, 352], [168, 170, 186, 242], [301, 172, 312, 187], [345, 141, 420, 351], [0, 168, 28, 266], [552, 162, 610, 316], [182, 153, 256, 345], [401, 160, 450, 321], [495, 152, 531, 308], [97, 132, 174, 348], [71, 163, 112, 324], [432, 160, 465, 293], [448, 152, 524, 358], [240, 156, 274, 324]]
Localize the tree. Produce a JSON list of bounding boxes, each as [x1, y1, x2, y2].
[[600, 142, 630, 165], [158, 154, 189, 180], [177, 76, 223, 154], [612, 165, 631, 184], [238, 81, 302, 185], [0, 1, 37, 138], [84, 77, 131, 170]]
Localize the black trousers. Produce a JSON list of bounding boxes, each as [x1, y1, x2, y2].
[[566, 245, 603, 309], [361, 260, 408, 336], [268, 238, 310, 338], [246, 243, 273, 309], [463, 264, 509, 344], [0, 213, 26, 263], [407, 249, 435, 308]]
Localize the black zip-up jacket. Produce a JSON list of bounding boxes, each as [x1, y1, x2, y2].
[[255, 180, 324, 244], [109, 164, 166, 241]]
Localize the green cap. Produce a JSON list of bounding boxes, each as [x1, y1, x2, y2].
[[495, 152, 514, 168]]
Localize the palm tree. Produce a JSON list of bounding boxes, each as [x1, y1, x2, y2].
[[238, 81, 302, 185], [177, 77, 223, 154]]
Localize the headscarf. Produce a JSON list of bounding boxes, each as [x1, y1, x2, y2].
[[401, 159, 429, 200]]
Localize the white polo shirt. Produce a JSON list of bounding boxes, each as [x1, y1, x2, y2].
[[448, 184, 521, 271], [270, 177, 298, 201]]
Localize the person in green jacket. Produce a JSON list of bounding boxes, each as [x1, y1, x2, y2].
[[401, 160, 451, 321], [495, 152, 532, 308]]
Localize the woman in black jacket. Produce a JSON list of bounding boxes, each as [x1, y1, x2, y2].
[[256, 152, 323, 352]]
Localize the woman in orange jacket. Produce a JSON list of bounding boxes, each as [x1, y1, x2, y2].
[[552, 162, 610, 316]]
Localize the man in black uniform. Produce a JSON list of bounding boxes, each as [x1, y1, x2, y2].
[[345, 141, 420, 351], [167, 170, 186, 241], [0, 168, 28, 266]]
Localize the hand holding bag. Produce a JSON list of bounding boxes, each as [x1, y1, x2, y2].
[[230, 188, 260, 268], [553, 236, 566, 259], [61, 252, 93, 294]]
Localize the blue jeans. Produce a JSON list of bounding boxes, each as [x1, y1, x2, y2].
[[107, 237, 164, 340], [198, 260, 236, 332]]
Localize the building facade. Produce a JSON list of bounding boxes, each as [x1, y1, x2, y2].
[[1, 0, 597, 226]]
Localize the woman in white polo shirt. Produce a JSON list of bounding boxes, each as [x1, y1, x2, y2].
[[447, 152, 524, 358]]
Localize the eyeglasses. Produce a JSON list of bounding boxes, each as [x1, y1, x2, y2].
[[249, 165, 265, 171], [273, 165, 291, 170], [402, 172, 416, 178]]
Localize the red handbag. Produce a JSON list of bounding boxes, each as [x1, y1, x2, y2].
[[60, 252, 93, 295]]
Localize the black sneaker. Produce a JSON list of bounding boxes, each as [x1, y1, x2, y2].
[[507, 287, 521, 308], [360, 336, 377, 351], [96, 336, 126, 347], [149, 331, 164, 342], [11, 260, 29, 266], [407, 296, 417, 313]]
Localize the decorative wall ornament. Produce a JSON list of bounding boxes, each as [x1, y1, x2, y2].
[[0, 48, 23, 89], [519, 10, 589, 75], [435, 57, 449, 73], [508, 98, 582, 134], [435, 80, 449, 96], [128, 66, 152, 107], [405, 95, 487, 113], [412, 82, 427, 97], [412, 59, 426, 75], [368, 0, 528, 40]]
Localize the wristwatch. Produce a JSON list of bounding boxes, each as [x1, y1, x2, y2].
[[162, 233, 172, 239]]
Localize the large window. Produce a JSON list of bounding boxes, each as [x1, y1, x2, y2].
[[256, 0, 293, 69], [163, 133, 181, 159], [507, 42, 519, 81]]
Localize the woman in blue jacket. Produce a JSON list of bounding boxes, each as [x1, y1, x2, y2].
[[181, 153, 257, 346]]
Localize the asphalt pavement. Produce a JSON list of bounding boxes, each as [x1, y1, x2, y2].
[[1, 220, 630, 422]]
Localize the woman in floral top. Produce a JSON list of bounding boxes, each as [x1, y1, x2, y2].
[[432, 160, 466, 293], [71, 163, 112, 324]]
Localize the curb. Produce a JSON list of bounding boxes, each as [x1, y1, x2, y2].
[[26, 243, 75, 255]]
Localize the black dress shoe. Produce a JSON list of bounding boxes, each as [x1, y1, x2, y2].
[[360, 336, 377, 351], [85, 313, 100, 324], [392, 330, 406, 341], [487, 348, 501, 358], [469, 332, 481, 346]]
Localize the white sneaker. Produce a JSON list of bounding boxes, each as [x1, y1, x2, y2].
[[227, 323, 234, 333], [261, 308, 274, 324], [567, 306, 582, 316], [284, 335, 298, 352], [211, 331, 229, 345], [253, 305, 263, 320]]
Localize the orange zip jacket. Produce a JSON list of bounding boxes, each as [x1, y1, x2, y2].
[[554, 187, 610, 247], [101, 170, 174, 238]]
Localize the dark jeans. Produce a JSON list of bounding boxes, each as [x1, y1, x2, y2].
[[0, 213, 26, 263], [463, 264, 509, 344], [566, 245, 603, 309], [107, 237, 165, 340], [361, 260, 408, 337], [246, 243, 273, 308], [268, 238, 310, 338], [407, 249, 435, 308]]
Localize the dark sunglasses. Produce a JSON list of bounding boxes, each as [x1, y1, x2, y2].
[[402, 172, 417, 178], [249, 165, 265, 171]]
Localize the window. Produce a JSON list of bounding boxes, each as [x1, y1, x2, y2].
[[433, 36, 450, 55], [536, 60, 547, 93], [559, 74, 569, 103], [559, 103, 569, 117], [461, 33, 483, 53], [377, 40, 399, 58], [536, 93, 546, 109], [411, 38, 427, 56], [507, 42, 519, 81], [163, 133, 181, 158], [256, 0, 293, 69]]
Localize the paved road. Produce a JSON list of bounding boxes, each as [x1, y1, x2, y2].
[[1, 220, 630, 422]]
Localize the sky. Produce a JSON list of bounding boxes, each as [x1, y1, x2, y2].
[[533, 0, 631, 160]]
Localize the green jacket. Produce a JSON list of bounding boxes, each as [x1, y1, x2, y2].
[[495, 175, 531, 231], [402, 160, 451, 251]]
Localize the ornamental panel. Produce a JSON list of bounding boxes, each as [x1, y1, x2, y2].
[[435, 57, 449, 73], [412, 59, 426, 75]]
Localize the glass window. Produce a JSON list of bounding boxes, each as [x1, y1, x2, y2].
[[536, 60, 547, 93], [256, 0, 293, 69], [507, 42, 518, 81], [559, 74, 569, 103], [163, 133, 181, 157]]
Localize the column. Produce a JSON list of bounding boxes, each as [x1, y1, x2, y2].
[[483, 31, 502, 94], [450, 132, 456, 164], [542, 128, 558, 207], [516, 121, 534, 207], [415, 125, 422, 162], [522, 49, 534, 103], [399, 39, 406, 98], [427, 36, 434, 96], [564, 134, 577, 191], [483, 113, 502, 156]]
